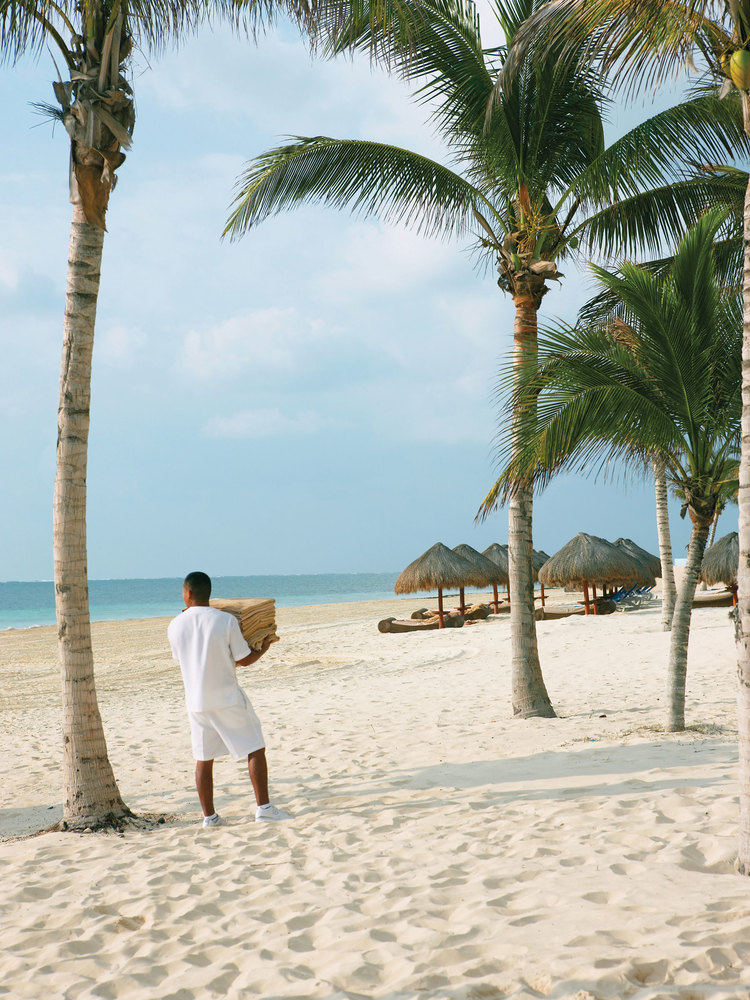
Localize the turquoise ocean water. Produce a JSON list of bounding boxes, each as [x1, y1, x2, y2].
[[0, 573, 401, 630]]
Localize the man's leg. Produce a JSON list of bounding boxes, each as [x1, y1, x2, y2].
[[195, 759, 215, 816], [248, 748, 269, 806]]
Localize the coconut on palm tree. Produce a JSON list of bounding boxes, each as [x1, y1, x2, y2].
[[225, 0, 746, 719], [483, 208, 740, 734]]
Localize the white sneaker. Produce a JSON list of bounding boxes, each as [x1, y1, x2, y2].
[[202, 813, 222, 827], [255, 804, 292, 822]]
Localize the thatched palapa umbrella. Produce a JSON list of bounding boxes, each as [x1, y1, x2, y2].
[[613, 537, 661, 581], [452, 543, 506, 614], [481, 545, 549, 609], [482, 543, 509, 611], [700, 531, 739, 603], [395, 542, 483, 627], [539, 532, 646, 615]]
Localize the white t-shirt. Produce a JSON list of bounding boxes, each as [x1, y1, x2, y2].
[[168, 606, 251, 712]]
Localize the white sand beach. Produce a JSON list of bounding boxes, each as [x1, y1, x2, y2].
[[1, 595, 747, 999]]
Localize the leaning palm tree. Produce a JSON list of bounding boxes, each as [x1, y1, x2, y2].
[[226, 0, 745, 718], [500, 0, 750, 879], [483, 208, 740, 734], [1, 0, 344, 830]]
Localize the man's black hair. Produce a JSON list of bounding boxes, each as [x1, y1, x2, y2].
[[184, 571, 211, 602]]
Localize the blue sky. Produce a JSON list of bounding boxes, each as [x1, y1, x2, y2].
[[0, 4, 727, 581]]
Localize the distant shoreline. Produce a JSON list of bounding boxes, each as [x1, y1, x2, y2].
[[0, 571, 405, 631], [0, 562, 684, 632]]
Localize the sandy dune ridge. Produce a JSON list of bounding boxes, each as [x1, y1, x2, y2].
[[1, 596, 748, 999]]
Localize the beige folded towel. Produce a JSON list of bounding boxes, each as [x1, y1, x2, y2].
[[210, 597, 279, 651]]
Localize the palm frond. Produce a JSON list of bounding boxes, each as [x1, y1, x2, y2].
[[486, 0, 533, 45], [224, 135, 492, 241], [482, 210, 741, 517], [30, 98, 65, 122], [564, 90, 748, 212], [1, 0, 73, 64], [484, 11, 610, 193], [501, 0, 730, 99], [0, 0, 314, 63], [315, 0, 433, 57], [513, 60, 607, 195], [579, 235, 742, 324], [322, 0, 495, 143], [574, 172, 742, 261]]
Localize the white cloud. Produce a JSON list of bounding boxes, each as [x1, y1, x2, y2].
[[136, 29, 427, 139], [0, 251, 19, 290], [432, 287, 512, 352], [319, 224, 464, 303], [202, 407, 330, 438], [96, 324, 148, 365], [179, 307, 315, 379]]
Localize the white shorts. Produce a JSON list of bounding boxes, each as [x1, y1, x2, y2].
[[188, 689, 265, 761]]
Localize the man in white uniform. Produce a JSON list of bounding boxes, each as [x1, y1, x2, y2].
[[168, 571, 291, 826]]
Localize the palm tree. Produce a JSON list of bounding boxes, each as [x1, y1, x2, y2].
[[653, 457, 678, 629], [1, 0, 335, 830], [580, 284, 686, 631], [575, 156, 747, 632], [500, 0, 750, 878], [484, 208, 740, 733], [225, 0, 745, 719]]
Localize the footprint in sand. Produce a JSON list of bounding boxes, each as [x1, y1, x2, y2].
[[626, 958, 669, 985]]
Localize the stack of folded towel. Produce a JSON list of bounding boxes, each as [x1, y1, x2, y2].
[[209, 597, 278, 651]]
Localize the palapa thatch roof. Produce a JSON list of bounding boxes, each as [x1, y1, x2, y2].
[[395, 542, 486, 594], [482, 543, 509, 584], [539, 532, 647, 589], [452, 543, 507, 586], [480, 544, 548, 582], [532, 549, 550, 581], [613, 537, 661, 580], [701, 532, 739, 588]]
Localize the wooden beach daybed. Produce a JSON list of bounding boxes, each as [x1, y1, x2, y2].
[[540, 597, 616, 620], [692, 589, 734, 609], [411, 603, 491, 621], [378, 612, 465, 633], [540, 604, 586, 620]]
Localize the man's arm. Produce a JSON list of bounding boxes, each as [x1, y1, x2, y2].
[[236, 633, 273, 667]]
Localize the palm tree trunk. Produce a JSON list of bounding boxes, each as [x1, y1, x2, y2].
[[737, 100, 750, 873], [708, 512, 720, 549], [55, 205, 129, 830], [509, 289, 555, 718], [666, 515, 711, 733], [653, 457, 676, 631]]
